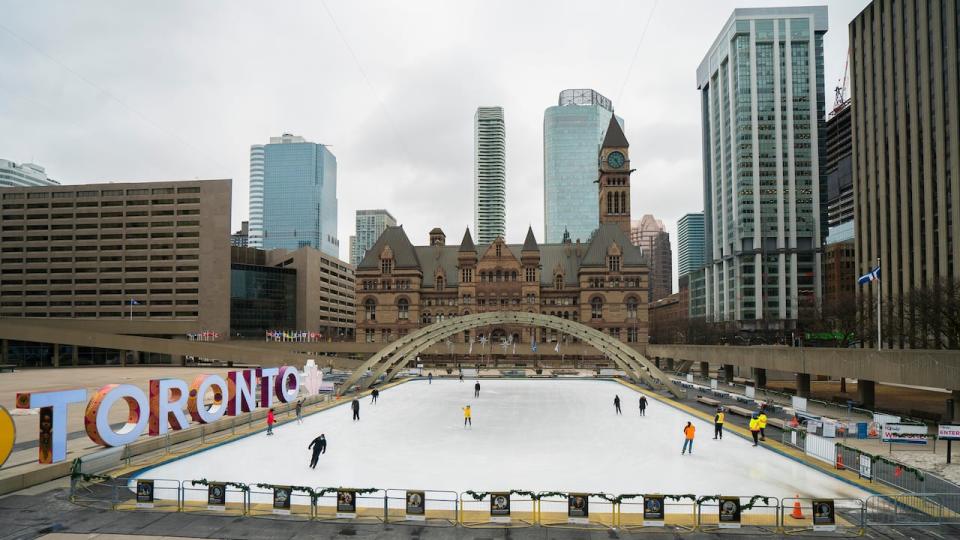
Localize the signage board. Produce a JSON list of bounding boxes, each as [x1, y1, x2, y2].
[[405, 490, 425, 521], [811, 499, 836, 532], [718, 497, 741, 529], [882, 423, 928, 444], [938, 425, 960, 441], [136, 479, 154, 508], [643, 495, 665, 526], [567, 493, 589, 524], [859, 454, 872, 479], [490, 492, 511, 523], [745, 386, 755, 399], [791, 396, 808, 412], [207, 482, 226, 511], [272, 486, 292, 515], [336, 490, 357, 518]]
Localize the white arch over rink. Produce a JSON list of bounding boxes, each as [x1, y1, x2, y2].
[[338, 312, 683, 398]]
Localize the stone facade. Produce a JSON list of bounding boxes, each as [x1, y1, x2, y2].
[[355, 115, 650, 348]]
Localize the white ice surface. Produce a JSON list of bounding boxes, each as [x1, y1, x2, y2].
[[136, 379, 869, 501]]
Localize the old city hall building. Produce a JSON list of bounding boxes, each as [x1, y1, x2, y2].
[[355, 115, 650, 349]]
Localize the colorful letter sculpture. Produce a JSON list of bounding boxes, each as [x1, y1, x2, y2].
[[148, 378, 189, 436], [84, 384, 149, 447], [17, 389, 88, 463], [187, 374, 227, 424]]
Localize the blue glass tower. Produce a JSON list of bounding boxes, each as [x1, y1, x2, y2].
[[260, 134, 339, 257], [543, 89, 623, 244]]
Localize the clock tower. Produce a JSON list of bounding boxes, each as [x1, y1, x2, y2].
[[597, 113, 632, 238]]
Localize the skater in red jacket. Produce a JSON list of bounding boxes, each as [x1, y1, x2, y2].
[[266, 408, 275, 436]]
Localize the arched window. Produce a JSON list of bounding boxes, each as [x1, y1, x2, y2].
[[626, 297, 638, 319], [436, 276, 445, 290], [364, 298, 376, 321], [495, 270, 502, 282], [511, 271, 517, 281], [591, 297, 603, 319], [606, 192, 613, 214], [620, 192, 627, 214], [554, 274, 563, 289], [397, 298, 409, 320]]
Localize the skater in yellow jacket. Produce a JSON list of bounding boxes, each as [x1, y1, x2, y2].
[[749, 415, 761, 446], [462, 405, 472, 428], [758, 411, 768, 441]]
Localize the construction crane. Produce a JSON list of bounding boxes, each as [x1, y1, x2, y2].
[[831, 48, 851, 117]]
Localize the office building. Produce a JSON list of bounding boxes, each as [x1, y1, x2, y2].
[[543, 89, 622, 243], [247, 144, 264, 248], [259, 134, 339, 257], [850, 0, 960, 347], [474, 107, 506, 244], [0, 179, 232, 336], [677, 212, 705, 278], [230, 247, 296, 337], [697, 7, 828, 329], [351, 209, 397, 265], [631, 215, 672, 301], [0, 159, 59, 188], [825, 101, 853, 244], [231, 221, 249, 247]]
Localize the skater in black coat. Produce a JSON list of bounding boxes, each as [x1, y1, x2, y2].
[[370, 388, 379, 404], [308, 434, 327, 469], [351, 398, 360, 421], [639, 395, 648, 416], [474, 381, 480, 398], [614, 395, 622, 415]]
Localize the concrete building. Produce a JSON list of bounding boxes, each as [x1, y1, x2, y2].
[[247, 144, 264, 248], [631, 215, 672, 301], [350, 209, 397, 265], [0, 179, 232, 337], [474, 107, 506, 244], [677, 212, 705, 279], [697, 6, 828, 329], [850, 0, 960, 348], [259, 134, 339, 257], [649, 286, 689, 344], [231, 246, 356, 339], [0, 159, 59, 188], [231, 221, 249, 247], [823, 100, 855, 309], [543, 89, 622, 243]]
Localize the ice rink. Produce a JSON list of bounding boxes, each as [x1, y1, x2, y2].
[[135, 379, 869, 500]]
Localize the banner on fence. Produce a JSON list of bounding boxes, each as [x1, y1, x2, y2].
[[718, 497, 741, 529], [643, 495, 665, 526], [882, 423, 928, 444], [859, 454, 872, 479], [874, 413, 901, 425], [938, 425, 960, 441], [812, 499, 836, 532], [405, 490, 425, 520], [490, 492, 511, 523], [136, 479, 154, 508], [567, 493, 589, 524], [273, 486, 292, 515], [710, 379, 718, 390], [745, 385, 755, 399], [791, 396, 808, 412], [686, 374, 694, 383], [822, 421, 837, 438], [207, 482, 226, 511], [336, 490, 357, 518]]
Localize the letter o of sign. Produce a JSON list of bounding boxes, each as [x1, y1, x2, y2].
[[275, 367, 301, 403], [188, 375, 228, 424], [85, 384, 149, 447]]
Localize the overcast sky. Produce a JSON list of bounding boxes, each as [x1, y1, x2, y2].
[[0, 0, 869, 288]]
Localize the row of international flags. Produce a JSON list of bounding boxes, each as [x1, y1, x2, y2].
[[186, 331, 221, 341], [265, 330, 324, 342]]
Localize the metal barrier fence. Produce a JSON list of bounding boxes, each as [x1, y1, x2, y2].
[[72, 478, 960, 530]]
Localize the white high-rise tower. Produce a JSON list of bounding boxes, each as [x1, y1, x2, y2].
[[474, 107, 506, 244]]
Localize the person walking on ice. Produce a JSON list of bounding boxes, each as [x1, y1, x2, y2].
[[682, 421, 695, 455], [295, 399, 304, 424], [614, 395, 622, 415], [474, 381, 480, 398], [459, 370, 464, 382], [757, 410, 768, 441], [370, 388, 379, 404], [266, 408, 275, 436], [749, 414, 761, 446], [351, 398, 360, 421], [713, 408, 724, 439], [428, 372, 433, 384], [462, 404, 472, 428], [638, 395, 648, 416], [307, 433, 326, 469]]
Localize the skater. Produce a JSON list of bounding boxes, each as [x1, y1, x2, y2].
[[266, 408, 275, 436], [682, 421, 695, 454], [614, 395, 622, 415], [474, 381, 480, 398], [428, 372, 433, 384], [462, 404, 472, 428], [758, 411, 768, 441], [295, 399, 303, 424], [351, 398, 360, 421], [749, 415, 761, 446], [459, 370, 464, 382], [370, 388, 379, 404], [307, 433, 326, 468], [713, 408, 724, 439], [639, 395, 648, 416]]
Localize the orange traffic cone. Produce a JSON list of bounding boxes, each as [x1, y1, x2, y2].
[[790, 495, 805, 519], [835, 451, 844, 470], [789, 416, 800, 428]]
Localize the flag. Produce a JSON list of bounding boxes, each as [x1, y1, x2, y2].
[[468, 338, 473, 355], [130, 299, 140, 305], [857, 266, 880, 285], [512, 342, 516, 355], [554, 341, 560, 353], [531, 337, 537, 353]]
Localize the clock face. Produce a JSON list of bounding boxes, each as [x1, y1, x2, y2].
[[606, 151, 625, 169]]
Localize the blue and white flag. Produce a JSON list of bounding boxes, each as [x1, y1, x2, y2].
[[531, 337, 537, 353], [130, 299, 140, 305], [554, 341, 560, 353], [468, 337, 473, 355], [857, 266, 880, 285]]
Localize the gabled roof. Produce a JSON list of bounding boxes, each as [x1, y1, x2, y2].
[[602, 112, 629, 148], [458, 228, 476, 253], [522, 226, 539, 252], [356, 225, 421, 269], [580, 223, 645, 267]]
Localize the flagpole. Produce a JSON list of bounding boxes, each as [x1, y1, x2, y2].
[[877, 257, 882, 351]]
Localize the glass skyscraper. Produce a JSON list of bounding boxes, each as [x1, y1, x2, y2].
[[350, 209, 397, 265], [677, 212, 705, 278], [258, 133, 339, 257], [474, 107, 506, 244], [543, 89, 622, 243], [697, 7, 827, 328]]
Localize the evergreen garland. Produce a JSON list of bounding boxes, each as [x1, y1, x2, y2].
[[189, 479, 250, 492], [69, 458, 112, 482], [834, 443, 925, 481]]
